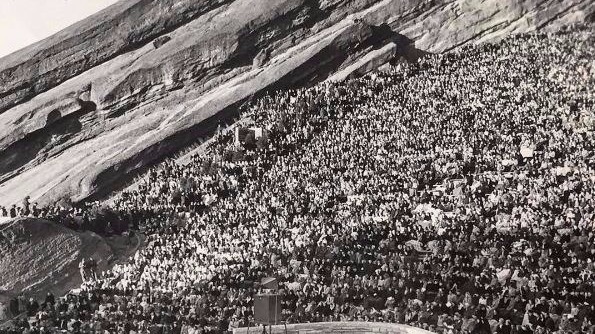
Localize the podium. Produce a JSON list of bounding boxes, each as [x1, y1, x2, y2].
[[254, 293, 282, 325]]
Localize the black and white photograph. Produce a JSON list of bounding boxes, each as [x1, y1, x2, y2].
[[0, 0, 594, 333]]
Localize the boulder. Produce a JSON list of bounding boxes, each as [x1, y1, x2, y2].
[[0, 218, 111, 304]]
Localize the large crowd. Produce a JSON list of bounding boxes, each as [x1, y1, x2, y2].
[[0, 197, 131, 237], [1, 24, 594, 334]]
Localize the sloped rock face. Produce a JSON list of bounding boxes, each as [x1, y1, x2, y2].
[[0, 0, 233, 114], [0, 219, 112, 303], [0, 0, 592, 206]]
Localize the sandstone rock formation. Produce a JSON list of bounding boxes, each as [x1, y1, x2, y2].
[[0, 218, 112, 304], [0, 0, 592, 206]]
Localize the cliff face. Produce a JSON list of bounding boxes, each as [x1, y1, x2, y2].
[[0, 218, 112, 303], [0, 0, 592, 206]]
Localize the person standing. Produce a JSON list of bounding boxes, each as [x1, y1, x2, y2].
[[79, 258, 88, 282], [44, 292, 55, 307], [89, 258, 98, 280], [0, 302, 7, 322], [9, 296, 19, 317]]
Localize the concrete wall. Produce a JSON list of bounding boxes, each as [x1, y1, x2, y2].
[[233, 322, 435, 334]]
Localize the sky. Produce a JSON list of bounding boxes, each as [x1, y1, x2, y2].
[[0, 0, 119, 58]]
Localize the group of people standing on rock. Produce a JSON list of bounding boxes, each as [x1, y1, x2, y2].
[[1, 293, 55, 323], [2, 25, 595, 334]]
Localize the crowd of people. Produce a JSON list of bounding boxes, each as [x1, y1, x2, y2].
[[2, 24, 594, 334], [0, 196, 132, 236]]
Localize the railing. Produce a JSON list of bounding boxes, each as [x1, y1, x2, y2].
[[233, 321, 435, 334]]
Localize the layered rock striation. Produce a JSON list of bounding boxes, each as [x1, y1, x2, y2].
[[0, 0, 592, 205]]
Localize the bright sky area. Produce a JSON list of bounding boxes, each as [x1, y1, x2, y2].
[[0, 0, 119, 58]]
